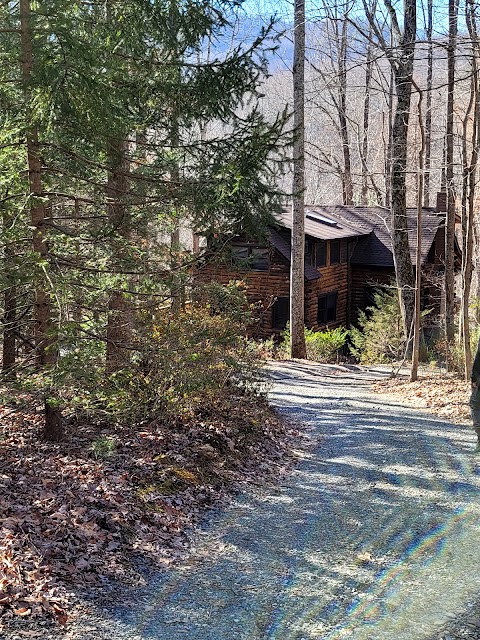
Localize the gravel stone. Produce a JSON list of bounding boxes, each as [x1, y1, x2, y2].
[[4, 360, 480, 640]]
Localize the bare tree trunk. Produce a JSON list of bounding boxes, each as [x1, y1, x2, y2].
[[3, 285, 16, 375], [106, 137, 131, 371], [20, 0, 55, 368], [391, 72, 416, 344], [290, 0, 306, 359], [360, 21, 374, 205], [337, 14, 353, 205], [411, 87, 425, 381], [462, 0, 480, 379], [423, 0, 433, 207], [20, 0, 62, 440], [385, 55, 395, 209], [170, 122, 184, 314], [387, 0, 417, 345], [2, 213, 16, 375], [358, 0, 417, 340], [444, 0, 459, 348]]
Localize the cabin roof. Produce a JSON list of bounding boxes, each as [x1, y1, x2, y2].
[[327, 205, 444, 267], [274, 206, 368, 241], [273, 205, 446, 268]]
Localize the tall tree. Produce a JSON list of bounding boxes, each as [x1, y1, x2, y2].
[[423, 0, 434, 207], [444, 0, 459, 348], [333, 1, 354, 205], [363, 0, 417, 346], [1, 0, 290, 436], [411, 85, 425, 382], [290, 0, 307, 359], [19, 0, 62, 439], [460, 0, 480, 379], [359, 2, 379, 206]]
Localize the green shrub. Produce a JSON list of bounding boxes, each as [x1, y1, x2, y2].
[[278, 325, 348, 363], [350, 288, 406, 364], [304, 327, 348, 362], [85, 281, 264, 423]]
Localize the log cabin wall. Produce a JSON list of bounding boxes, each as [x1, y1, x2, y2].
[[349, 266, 394, 325], [195, 247, 291, 337], [305, 263, 349, 330], [196, 238, 352, 337]]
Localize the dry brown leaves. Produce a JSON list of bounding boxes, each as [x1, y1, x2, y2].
[[373, 371, 471, 424], [0, 389, 296, 629]]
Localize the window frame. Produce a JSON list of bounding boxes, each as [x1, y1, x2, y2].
[[317, 291, 338, 325], [272, 296, 290, 330], [315, 240, 326, 268], [230, 243, 269, 271], [330, 239, 340, 265]]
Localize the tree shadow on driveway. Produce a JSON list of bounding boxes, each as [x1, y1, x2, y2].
[[71, 361, 480, 640]]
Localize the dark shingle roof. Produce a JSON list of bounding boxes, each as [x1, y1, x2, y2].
[[275, 206, 368, 240], [277, 205, 444, 267], [268, 205, 445, 274], [322, 205, 444, 267]]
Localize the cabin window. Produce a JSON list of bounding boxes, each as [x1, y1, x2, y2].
[[330, 239, 340, 264], [272, 296, 289, 330], [315, 240, 326, 267], [231, 244, 269, 271], [250, 247, 269, 270], [318, 292, 337, 324], [231, 246, 249, 262], [305, 238, 326, 268]]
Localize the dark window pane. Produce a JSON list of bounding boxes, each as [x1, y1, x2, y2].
[[318, 291, 337, 324], [231, 245, 248, 267], [231, 244, 268, 270], [315, 241, 326, 267], [340, 239, 348, 263], [330, 240, 340, 264], [326, 292, 337, 322], [251, 248, 269, 271], [272, 296, 289, 330]]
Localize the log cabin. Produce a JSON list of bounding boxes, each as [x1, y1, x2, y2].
[[195, 197, 459, 338]]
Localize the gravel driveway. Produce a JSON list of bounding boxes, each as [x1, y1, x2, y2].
[[25, 361, 480, 640]]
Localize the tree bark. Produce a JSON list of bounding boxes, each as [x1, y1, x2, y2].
[[2, 213, 16, 375], [106, 137, 131, 371], [384, 0, 417, 345], [337, 14, 353, 205], [461, 0, 480, 380], [385, 50, 395, 210], [43, 396, 63, 442], [444, 0, 459, 348], [20, 0, 62, 440], [423, 0, 433, 207], [411, 87, 425, 382], [290, 0, 307, 359], [20, 0, 55, 367], [391, 71, 416, 343], [170, 122, 184, 313], [360, 20, 374, 205]]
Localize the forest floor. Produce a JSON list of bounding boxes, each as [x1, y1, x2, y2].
[[0, 362, 475, 639], [371, 365, 471, 426], [0, 385, 297, 635]]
